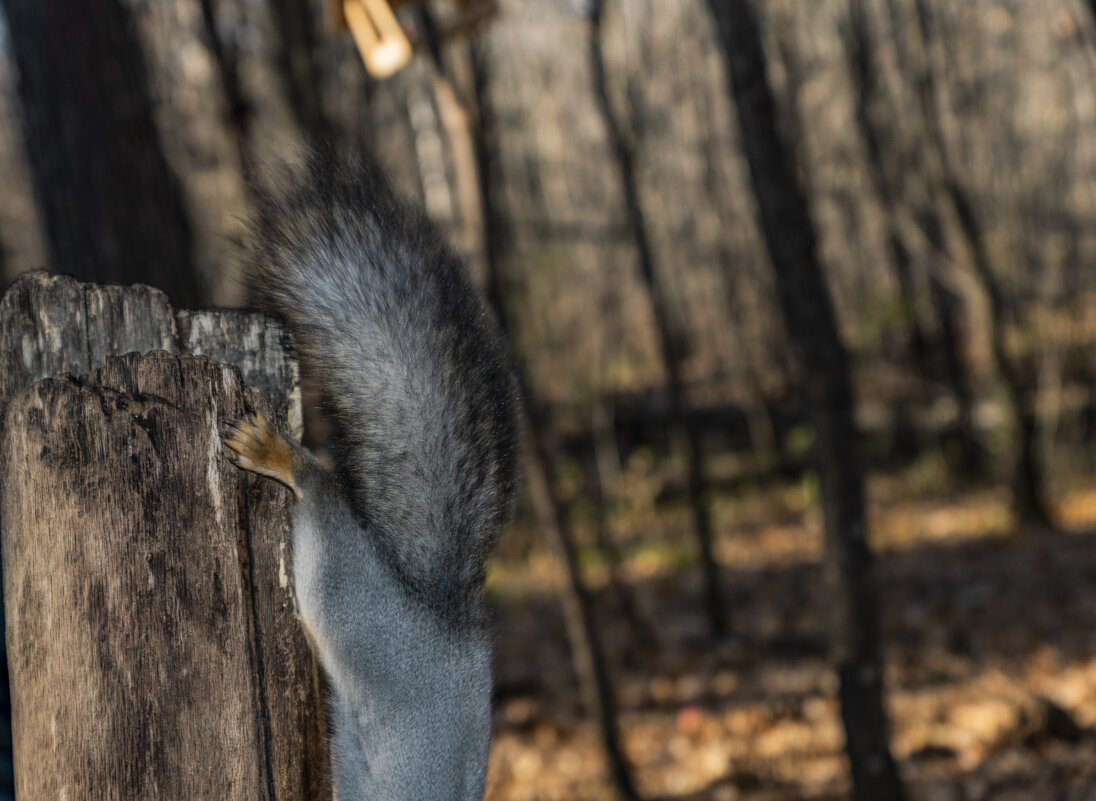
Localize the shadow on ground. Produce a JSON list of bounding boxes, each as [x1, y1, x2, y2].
[[487, 522, 1096, 801]]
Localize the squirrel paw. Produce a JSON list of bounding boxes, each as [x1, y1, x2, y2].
[[223, 413, 300, 495]]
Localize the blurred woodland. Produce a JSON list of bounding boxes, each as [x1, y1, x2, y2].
[[2, 0, 1096, 799]]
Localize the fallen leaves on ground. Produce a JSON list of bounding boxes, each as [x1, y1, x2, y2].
[[484, 477, 1096, 800]]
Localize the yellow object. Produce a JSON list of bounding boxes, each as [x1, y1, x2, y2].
[[343, 0, 413, 79]]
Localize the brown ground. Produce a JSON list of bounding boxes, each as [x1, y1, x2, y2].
[[483, 472, 1096, 801]]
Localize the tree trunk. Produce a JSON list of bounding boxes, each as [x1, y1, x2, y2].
[[266, 0, 333, 146], [588, 0, 725, 637], [522, 408, 642, 801], [854, 0, 987, 477], [198, 0, 256, 178], [1, 0, 201, 307], [844, 0, 928, 375], [844, 0, 984, 469], [0, 273, 327, 799], [590, 401, 660, 657], [904, 0, 1051, 526], [928, 274, 984, 473], [467, 41, 642, 801], [704, 3, 905, 800]]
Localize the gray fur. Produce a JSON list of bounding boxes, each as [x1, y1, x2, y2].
[[247, 155, 520, 800], [293, 466, 492, 801], [250, 153, 520, 628]]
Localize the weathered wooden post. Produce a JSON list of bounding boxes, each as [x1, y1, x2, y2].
[[0, 273, 330, 799]]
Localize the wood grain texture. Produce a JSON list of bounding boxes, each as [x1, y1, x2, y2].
[[0, 273, 302, 436], [0, 275, 329, 799], [176, 309, 302, 440], [0, 271, 176, 409]]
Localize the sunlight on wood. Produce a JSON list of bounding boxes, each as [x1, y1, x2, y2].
[[343, 0, 412, 79]]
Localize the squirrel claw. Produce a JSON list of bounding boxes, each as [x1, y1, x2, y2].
[[223, 413, 300, 495]]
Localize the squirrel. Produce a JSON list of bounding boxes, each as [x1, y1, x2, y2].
[[223, 153, 521, 801]]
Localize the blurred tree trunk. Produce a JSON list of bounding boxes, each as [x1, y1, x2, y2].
[[844, 0, 927, 376], [928, 274, 983, 472], [466, 40, 641, 801], [267, 0, 333, 145], [698, 63, 785, 472], [844, 0, 983, 472], [877, 0, 983, 476], [519, 405, 641, 801], [267, 0, 382, 162], [588, 0, 725, 637], [1, 0, 200, 307], [590, 400, 660, 657], [704, 2, 906, 800], [904, 0, 1052, 527], [199, 0, 255, 176]]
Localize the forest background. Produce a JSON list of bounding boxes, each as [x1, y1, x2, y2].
[[1, 0, 1096, 799]]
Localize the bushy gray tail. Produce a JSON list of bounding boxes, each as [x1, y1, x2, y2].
[[249, 154, 520, 628]]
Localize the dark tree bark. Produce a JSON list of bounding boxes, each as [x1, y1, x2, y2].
[[928, 274, 984, 473], [468, 41, 642, 801], [904, 0, 1052, 526], [1, 0, 201, 307], [588, 0, 725, 637], [520, 407, 642, 801], [266, 0, 379, 160], [844, 0, 926, 371], [590, 401, 660, 657], [704, 3, 906, 800], [267, 0, 333, 145], [198, 0, 256, 177]]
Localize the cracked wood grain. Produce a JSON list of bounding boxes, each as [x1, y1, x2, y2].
[[0, 275, 327, 800]]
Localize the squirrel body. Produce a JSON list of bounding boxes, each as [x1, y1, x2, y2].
[[225, 155, 519, 801]]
